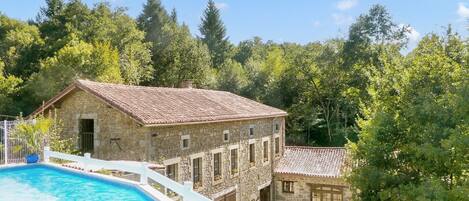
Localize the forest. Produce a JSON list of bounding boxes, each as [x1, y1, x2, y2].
[[0, 0, 467, 199]]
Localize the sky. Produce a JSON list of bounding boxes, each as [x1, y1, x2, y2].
[[1, 0, 469, 51]]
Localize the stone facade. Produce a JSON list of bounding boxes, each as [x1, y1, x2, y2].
[[274, 173, 351, 201], [46, 90, 285, 201]]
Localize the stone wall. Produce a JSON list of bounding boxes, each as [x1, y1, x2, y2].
[[274, 173, 351, 201], [46, 89, 286, 201]]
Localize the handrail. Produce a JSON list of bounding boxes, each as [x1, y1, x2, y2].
[[43, 147, 212, 201]]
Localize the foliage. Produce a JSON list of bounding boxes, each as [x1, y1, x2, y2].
[[199, 0, 231, 69], [347, 34, 469, 201], [0, 60, 22, 115], [0, 4, 467, 200], [25, 39, 122, 109], [150, 23, 212, 87], [12, 116, 76, 155], [11, 117, 48, 154], [216, 59, 247, 94]]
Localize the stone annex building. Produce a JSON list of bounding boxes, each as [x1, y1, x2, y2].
[[32, 79, 350, 201]]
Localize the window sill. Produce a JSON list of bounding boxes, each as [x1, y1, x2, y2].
[[230, 173, 239, 178], [193, 183, 204, 191], [212, 178, 224, 186]]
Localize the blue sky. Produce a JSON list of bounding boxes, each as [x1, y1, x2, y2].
[[1, 0, 469, 50]]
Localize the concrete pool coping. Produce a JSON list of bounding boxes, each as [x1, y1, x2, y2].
[[0, 163, 173, 201]]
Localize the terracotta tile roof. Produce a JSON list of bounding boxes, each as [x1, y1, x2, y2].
[[33, 80, 287, 126], [275, 146, 347, 178]]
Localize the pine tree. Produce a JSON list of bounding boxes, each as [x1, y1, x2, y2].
[[170, 8, 177, 23], [199, 0, 230, 68], [137, 0, 170, 43]]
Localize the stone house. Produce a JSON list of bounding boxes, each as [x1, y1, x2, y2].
[[32, 79, 288, 201], [274, 146, 351, 201]]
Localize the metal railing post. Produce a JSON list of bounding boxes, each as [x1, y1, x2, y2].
[[3, 120, 8, 165], [44, 147, 50, 162], [140, 162, 148, 185], [84, 153, 91, 172]]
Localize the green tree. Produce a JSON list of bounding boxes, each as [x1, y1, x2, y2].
[[342, 4, 409, 111], [0, 14, 45, 79], [152, 23, 212, 87], [347, 34, 469, 200], [216, 59, 247, 93], [343, 4, 408, 68], [25, 39, 122, 110], [0, 59, 22, 116], [199, 0, 230, 68], [137, 0, 170, 45], [36, 1, 152, 85]]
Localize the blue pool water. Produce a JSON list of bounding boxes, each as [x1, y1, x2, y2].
[[0, 165, 155, 201]]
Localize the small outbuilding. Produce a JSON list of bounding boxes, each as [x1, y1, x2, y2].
[[274, 146, 351, 201]]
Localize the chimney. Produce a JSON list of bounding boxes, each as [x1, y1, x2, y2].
[[179, 80, 193, 88]]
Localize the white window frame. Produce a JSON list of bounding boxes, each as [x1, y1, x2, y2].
[[163, 157, 181, 182], [274, 133, 281, 158], [211, 148, 224, 184], [190, 152, 205, 190], [262, 137, 270, 166], [228, 144, 240, 177], [180, 134, 190, 150], [249, 125, 255, 137], [223, 130, 230, 142], [248, 139, 256, 168], [273, 121, 281, 133]]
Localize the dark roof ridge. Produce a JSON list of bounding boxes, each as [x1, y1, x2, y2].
[[285, 146, 346, 150], [76, 79, 226, 93]]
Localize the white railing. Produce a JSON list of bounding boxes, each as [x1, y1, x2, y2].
[[43, 147, 211, 201]]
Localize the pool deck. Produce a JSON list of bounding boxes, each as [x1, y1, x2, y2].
[[0, 162, 173, 201]]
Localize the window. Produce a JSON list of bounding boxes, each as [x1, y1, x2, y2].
[[274, 123, 280, 133], [311, 185, 344, 201], [230, 148, 238, 175], [181, 135, 190, 149], [192, 157, 202, 188], [282, 181, 294, 193], [223, 130, 229, 142], [275, 137, 280, 156], [263, 140, 269, 163], [249, 143, 255, 166], [166, 163, 178, 181], [213, 153, 222, 181], [249, 125, 254, 136]]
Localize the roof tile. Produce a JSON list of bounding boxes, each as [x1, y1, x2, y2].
[[275, 146, 347, 178], [38, 80, 287, 126]]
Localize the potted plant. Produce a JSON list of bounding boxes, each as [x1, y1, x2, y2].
[[12, 117, 52, 164]]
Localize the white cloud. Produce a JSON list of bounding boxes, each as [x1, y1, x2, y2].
[[336, 0, 358, 11], [313, 20, 321, 27], [457, 3, 469, 18], [215, 2, 228, 10], [332, 13, 353, 25], [406, 26, 421, 43], [399, 24, 421, 54]]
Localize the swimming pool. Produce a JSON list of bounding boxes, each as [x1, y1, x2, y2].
[[0, 164, 155, 201]]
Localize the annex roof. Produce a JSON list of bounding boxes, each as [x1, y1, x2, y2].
[[275, 146, 347, 178]]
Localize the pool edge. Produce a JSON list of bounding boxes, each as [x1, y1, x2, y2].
[[0, 163, 172, 201]]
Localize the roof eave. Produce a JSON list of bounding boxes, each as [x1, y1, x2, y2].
[[142, 113, 288, 127], [29, 81, 79, 118]]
